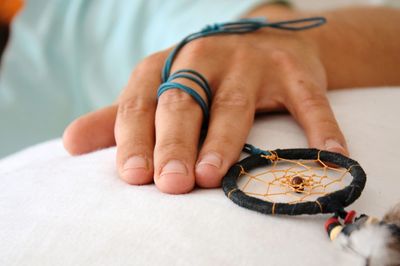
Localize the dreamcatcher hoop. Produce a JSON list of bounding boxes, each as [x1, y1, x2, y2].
[[222, 148, 367, 216]]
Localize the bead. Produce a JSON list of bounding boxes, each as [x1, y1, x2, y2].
[[291, 176, 305, 192], [325, 217, 339, 232], [329, 225, 343, 241], [327, 220, 341, 232], [344, 210, 356, 224]]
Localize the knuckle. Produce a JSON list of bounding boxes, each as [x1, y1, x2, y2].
[[318, 119, 340, 131], [117, 139, 150, 151], [155, 138, 192, 154], [299, 92, 328, 111], [212, 89, 252, 110], [182, 38, 214, 59], [216, 135, 236, 148], [157, 89, 196, 109], [118, 97, 155, 117], [207, 136, 237, 153], [269, 49, 298, 72], [117, 85, 134, 102]]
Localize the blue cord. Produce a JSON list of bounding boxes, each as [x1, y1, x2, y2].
[[156, 16, 327, 154], [242, 144, 271, 156]]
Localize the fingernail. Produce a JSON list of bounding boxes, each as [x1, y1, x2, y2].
[[122, 156, 152, 184], [123, 155, 148, 171], [197, 152, 222, 169], [325, 139, 345, 154], [160, 160, 187, 177]]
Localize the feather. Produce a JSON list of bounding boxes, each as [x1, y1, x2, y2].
[[384, 203, 400, 228], [337, 223, 400, 266], [335, 204, 400, 266]]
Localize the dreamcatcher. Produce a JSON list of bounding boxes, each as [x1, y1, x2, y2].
[[222, 144, 400, 265], [156, 15, 400, 265]]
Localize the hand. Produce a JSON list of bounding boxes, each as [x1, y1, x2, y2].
[[63, 18, 348, 194]]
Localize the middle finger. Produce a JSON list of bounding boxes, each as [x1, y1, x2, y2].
[[154, 73, 210, 194]]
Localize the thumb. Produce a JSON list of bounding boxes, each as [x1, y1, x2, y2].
[[63, 105, 117, 155]]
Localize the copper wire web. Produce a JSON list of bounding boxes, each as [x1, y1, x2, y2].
[[237, 152, 354, 204]]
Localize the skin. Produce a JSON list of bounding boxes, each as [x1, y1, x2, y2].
[[63, 4, 400, 194]]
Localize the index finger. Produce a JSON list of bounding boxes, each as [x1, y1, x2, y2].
[[115, 52, 167, 185]]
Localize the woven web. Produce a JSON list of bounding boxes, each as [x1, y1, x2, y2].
[[237, 152, 354, 204]]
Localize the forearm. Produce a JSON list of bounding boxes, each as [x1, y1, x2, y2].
[[246, 4, 400, 89], [309, 6, 400, 89]]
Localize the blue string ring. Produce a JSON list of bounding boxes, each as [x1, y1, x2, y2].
[[157, 69, 212, 128]]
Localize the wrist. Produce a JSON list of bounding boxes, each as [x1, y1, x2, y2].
[[243, 3, 300, 20], [243, 3, 323, 58]]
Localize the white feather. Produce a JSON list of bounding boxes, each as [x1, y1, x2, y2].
[[335, 224, 400, 266]]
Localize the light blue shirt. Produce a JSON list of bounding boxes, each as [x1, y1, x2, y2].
[[0, 0, 266, 157]]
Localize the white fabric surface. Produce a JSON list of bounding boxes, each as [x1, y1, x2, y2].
[[1, 87, 400, 266]]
